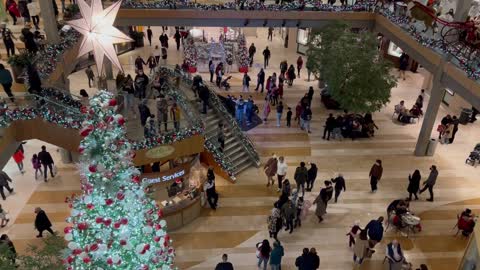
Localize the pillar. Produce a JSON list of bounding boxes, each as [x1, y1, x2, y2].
[[414, 63, 445, 156], [454, 0, 473, 21], [39, 0, 60, 44], [287, 27, 298, 51]]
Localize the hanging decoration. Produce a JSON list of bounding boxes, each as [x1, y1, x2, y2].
[[67, 0, 133, 73]]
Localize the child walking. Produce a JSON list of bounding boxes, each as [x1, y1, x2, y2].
[[347, 220, 361, 247], [13, 149, 25, 174], [31, 154, 42, 180]]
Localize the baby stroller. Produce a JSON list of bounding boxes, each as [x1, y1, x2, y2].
[[221, 76, 232, 91], [466, 143, 480, 167]]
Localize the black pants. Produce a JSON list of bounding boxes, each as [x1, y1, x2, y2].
[[255, 81, 264, 92], [269, 230, 278, 240], [420, 185, 434, 200], [43, 164, 54, 181], [408, 191, 418, 201], [249, 55, 254, 67], [5, 43, 15, 57], [218, 138, 225, 152], [450, 128, 458, 143], [9, 12, 17, 25], [323, 127, 332, 140], [264, 57, 269, 68], [370, 176, 378, 192], [296, 182, 305, 196], [334, 189, 342, 202], [277, 174, 284, 189], [176, 41, 180, 50], [287, 118, 291, 127], [268, 32, 273, 41], [0, 184, 13, 200], [294, 209, 302, 227], [206, 192, 218, 209], [148, 37, 152, 46], [38, 227, 54, 237], [2, 83, 15, 102], [297, 67, 301, 77], [210, 71, 214, 83], [31, 15, 40, 29], [155, 55, 160, 63], [285, 218, 294, 233], [202, 99, 208, 114]]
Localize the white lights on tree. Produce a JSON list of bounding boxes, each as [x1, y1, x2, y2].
[[67, 0, 132, 73]]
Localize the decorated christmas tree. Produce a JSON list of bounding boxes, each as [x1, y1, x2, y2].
[[237, 34, 249, 73], [183, 36, 198, 73], [63, 91, 175, 269]]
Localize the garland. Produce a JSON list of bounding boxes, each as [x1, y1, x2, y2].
[[203, 139, 236, 177]]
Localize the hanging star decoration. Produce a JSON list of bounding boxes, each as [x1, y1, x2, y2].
[[67, 0, 132, 73]]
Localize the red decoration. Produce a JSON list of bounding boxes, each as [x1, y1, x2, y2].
[[157, 209, 163, 218], [73, 248, 82, 255], [86, 203, 94, 210], [80, 127, 92, 137], [188, 66, 197, 73], [239, 66, 248, 73], [95, 217, 103, 224], [120, 218, 128, 225], [83, 256, 91, 263], [90, 243, 99, 251], [105, 198, 114, 206], [64, 227, 72, 234], [132, 175, 140, 184], [103, 219, 112, 227], [78, 146, 85, 154], [114, 222, 121, 229], [80, 106, 88, 114], [119, 239, 127, 246], [144, 243, 150, 251], [107, 258, 113, 265], [88, 165, 97, 173], [116, 192, 125, 200], [77, 222, 89, 230], [66, 256, 74, 264], [108, 99, 117, 106], [117, 117, 125, 126], [154, 236, 160, 242]]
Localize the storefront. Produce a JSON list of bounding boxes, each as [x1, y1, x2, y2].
[[380, 38, 419, 72], [141, 157, 207, 230], [296, 28, 310, 55]]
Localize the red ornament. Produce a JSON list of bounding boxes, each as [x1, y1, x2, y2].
[[64, 227, 72, 234], [141, 265, 149, 270], [132, 175, 140, 184], [120, 218, 128, 225], [90, 243, 99, 251], [78, 146, 84, 154], [86, 203, 94, 210], [104, 219, 112, 226], [77, 222, 89, 230], [105, 198, 114, 206], [66, 256, 74, 264], [83, 256, 91, 263], [154, 236, 160, 242], [114, 222, 121, 229], [144, 244, 150, 251], [165, 234, 170, 243], [119, 239, 127, 246], [95, 217, 103, 224], [73, 248, 82, 255], [107, 258, 113, 265], [147, 209, 154, 215], [116, 192, 125, 200], [117, 117, 125, 126], [155, 224, 161, 230], [108, 99, 117, 106], [80, 127, 92, 137], [157, 209, 163, 218]]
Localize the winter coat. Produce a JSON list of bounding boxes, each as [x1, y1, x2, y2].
[[13, 150, 24, 163], [425, 169, 438, 187], [294, 166, 308, 185], [269, 244, 284, 265], [308, 165, 317, 182], [34, 210, 52, 231], [38, 150, 54, 165], [0, 171, 12, 186], [264, 157, 278, 177], [369, 163, 383, 180], [407, 173, 421, 193]]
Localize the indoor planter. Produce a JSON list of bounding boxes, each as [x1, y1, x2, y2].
[[131, 31, 145, 48], [7, 53, 31, 83]]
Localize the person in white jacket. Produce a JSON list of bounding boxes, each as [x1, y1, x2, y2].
[[276, 156, 288, 192], [27, 0, 40, 30]]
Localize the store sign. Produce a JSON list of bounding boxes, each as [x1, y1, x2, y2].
[[145, 145, 175, 159], [143, 170, 185, 185]]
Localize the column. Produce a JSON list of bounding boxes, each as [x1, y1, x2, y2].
[[104, 61, 117, 94], [454, 0, 473, 21], [414, 64, 445, 156], [39, 0, 60, 44], [287, 27, 298, 50]]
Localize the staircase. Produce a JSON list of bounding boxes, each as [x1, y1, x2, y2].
[[168, 69, 260, 177]]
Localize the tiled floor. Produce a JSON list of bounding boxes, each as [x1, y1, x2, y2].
[[3, 27, 480, 269]]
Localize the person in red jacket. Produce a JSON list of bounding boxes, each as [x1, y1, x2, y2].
[[6, 0, 20, 25], [12, 149, 24, 174]]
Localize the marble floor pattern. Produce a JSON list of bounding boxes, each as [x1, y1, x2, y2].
[[3, 27, 480, 270]]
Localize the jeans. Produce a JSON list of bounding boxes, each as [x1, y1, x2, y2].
[[285, 218, 294, 233], [236, 110, 244, 125], [43, 164, 54, 181], [31, 16, 40, 29], [255, 81, 264, 92], [276, 113, 282, 126], [258, 257, 268, 270], [124, 93, 135, 115], [0, 184, 13, 200], [16, 162, 24, 172], [296, 182, 305, 196], [210, 71, 214, 83], [302, 119, 311, 132], [137, 88, 146, 99]]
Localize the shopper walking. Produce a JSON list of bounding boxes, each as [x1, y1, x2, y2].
[[269, 240, 284, 270], [450, 115, 460, 143], [156, 94, 168, 131], [146, 26, 153, 46], [286, 107, 292, 127], [263, 97, 271, 123], [264, 154, 278, 187], [267, 27, 274, 41], [27, 1, 40, 30], [38, 145, 54, 182], [313, 181, 333, 223], [276, 156, 288, 192], [322, 113, 336, 140], [255, 68, 265, 92], [306, 248, 320, 269], [0, 171, 14, 200], [0, 64, 14, 102], [146, 55, 157, 74], [263, 46, 271, 68], [296, 56, 303, 78], [134, 70, 149, 99], [306, 163, 317, 191], [256, 239, 271, 270], [295, 248, 309, 270], [282, 199, 296, 233], [248, 43, 256, 67], [300, 106, 312, 133], [215, 254, 234, 270], [209, 60, 215, 83], [294, 162, 308, 196], [205, 168, 218, 210], [276, 101, 284, 127], [1, 26, 16, 57], [353, 230, 369, 266], [268, 206, 281, 240], [332, 173, 346, 203], [174, 30, 181, 50], [287, 65, 296, 86], [407, 169, 421, 201], [134, 55, 146, 71], [6, 0, 20, 25], [12, 148, 25, 174], [242, 72, 251, 92], [365, 216, 384, 248], [31, 154, 42, 180], [419, 165, 438, 202], [198, 85, 210, 114], [34, 207, 54, 238], [369, 159, 383, 193]]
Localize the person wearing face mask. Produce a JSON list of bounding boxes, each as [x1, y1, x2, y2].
[[385, 239, 405, 270]]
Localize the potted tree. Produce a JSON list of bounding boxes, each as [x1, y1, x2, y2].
[[131, 31, 145, 48], [7, 53, 32, 83]]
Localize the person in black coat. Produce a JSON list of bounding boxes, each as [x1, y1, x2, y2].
[[34, 207, 54, 238], [306, 163, 317, 192], [332, 174, 346, 203], [305, 248, 320, 269], [407, 170, 421, 201], [138, 99, 152, 127], [295, 248, 309, 270], [0, 234, 16, 264], [322, 113, 336, 140], [198, 85, 210, 114], [38, 145, 54, 182]]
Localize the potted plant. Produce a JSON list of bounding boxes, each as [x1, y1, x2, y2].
[[130, 31, 145, 48], [7, 53, 32, 83]]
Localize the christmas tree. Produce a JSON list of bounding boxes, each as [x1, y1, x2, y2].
[[63, 91, 175, 269], [183, 36, 198, 71], [237, 34, 249, 71]]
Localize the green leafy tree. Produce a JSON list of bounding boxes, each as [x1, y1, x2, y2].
[[307, 22, 397, 113]]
